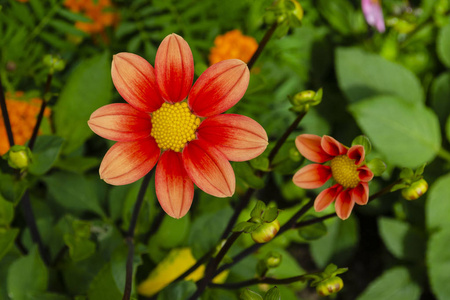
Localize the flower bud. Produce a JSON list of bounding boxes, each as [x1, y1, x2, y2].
[[401, 178, 428, 200], [265, 251, 282, 268], [43, 55, 66, 73], [251, 219, 280, 243], [3, 145, 32, 170], [316, 276, 344, 297]]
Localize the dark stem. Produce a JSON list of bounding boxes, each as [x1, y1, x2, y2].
[[188, 232, 242, 300], [123, 172, 153, 300], [28, 73, 52, 150], [174, 250, 213, 282], [268, 112, 307, 165], [247, 22, 278, 70], [220, 188, 255, 240], [209, 274, 309, 289], [21, 191, 49, 265], [294, 212, 335, 229], [0, 76, 14, 146]]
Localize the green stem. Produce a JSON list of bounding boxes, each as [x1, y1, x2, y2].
[[210, 274, 309, 289], [247, 22, 278, 70]]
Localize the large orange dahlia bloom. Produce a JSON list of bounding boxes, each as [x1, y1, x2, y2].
[[88, 34, 268, 219], [293, 134, 374, 220]]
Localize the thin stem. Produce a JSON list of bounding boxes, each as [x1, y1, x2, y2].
[[188, 232, 242, 300], [247, 22, 278, 70], [268, 112, 307, 165], [174, 250, 213, 282], [0, 76, 14, 147], [209, 274, 309, 289], [28, 73, 53, 150], [294, 212, 336, 229], [437, 148, 450, 163], [123, 172, 153, 300], [21, 191, 49, 265], [220, 188, 255, 240]]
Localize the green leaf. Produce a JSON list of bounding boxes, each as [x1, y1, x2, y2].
[[251, 200, 266, 219], [0, 173, 27, 204], [234, 162, 265, 189], [0, 229, 19, 261], [356, 267, 421, 300], [63, 234, 96, 262], [28, 135, 64, 175], [54, 156, 100, 173], [427, 229, 450, 300], [250, 156, 270, 171], [57, 8, 92, 22], [152, 214, 190, 249], [431, 72, 450, 126], [426, 173, 450, 231], [446, 116, 450, 143], [437, 22, 450, 67], [349, 96, 440, 168], [7, 247, 48, 299], [298, 215, 327, 241], [262, 207, 279, 223], [43, 171, 105, 217], [111, 244, 142, 296], [87, 263, 122, 300], [264, 287, 281, 300], [54, 53, 112, 154], [378, 217, 425, 261], [317, 0, 355, 35], [366, 158, 386, 176], [156, 281, 196, 300], [336, 48, 424, 104], [240, 289, 263, 300], [0, 195, 14, 227]]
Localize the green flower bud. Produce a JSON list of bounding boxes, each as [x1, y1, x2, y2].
[[251, 219, 280, 243], [316, 276, 344, 297], [401, 178, 428, 200], [265, 251, 282, 268], [3, 145, 32, 170], [43, 55, 66, 73]]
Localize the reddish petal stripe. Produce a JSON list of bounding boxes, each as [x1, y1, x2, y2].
[[100, 138, 160, 185], [88, 103, 152, 142], [353, 182, 369, 205], [188, 59, 250, 117], [111, 53, 164, 113], [292, 164, 332, 189], [335, 189, 355, 220], [182, 139, 235, 198], [155, 151, 194, 219], [347, 145, 365, 165], [196, 114, 268, 161], [295, 134, 333, 163], [358, 166, 374, 182], [321, 135, 347, 156], [314, 184, 343, 212], [155, 34, 194, 103]]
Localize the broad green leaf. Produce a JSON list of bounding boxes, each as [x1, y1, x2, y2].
[[54, 52, 112, 154], [336, 48, 424, 104], [426, 173, 450, 231], [63, 234, 96, 262], [29, 135, 64, 175], [156, 281, 196, 300], [356, 267, 421, 300], [317, 0, 356, 35], [349, 96, 440, 168], [152, 214, 190, 249], [7, 247, 48, 299], [0, 229, 19, 261], [234, 162, 265, 189], [264, 287, 281, 300], [0, 173, 27, 204], [437, 22, 450, 67], [378, 217, 425, 261], [54, 156, 100, 173], [87, 263, 122, 300], [298, 215, 327, 241], [431, 72, 450, 126], [427, 229, 450, 300], [62, 254, 106, 295], [447, 116, 450, 143], [310, 217, 358, 268], [43, 171, 105, 217], [0, 195, 14, 227]]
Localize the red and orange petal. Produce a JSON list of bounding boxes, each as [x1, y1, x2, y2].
[[155, 34, 194, 103], [353, 182, 369, 205], [292, 164, 332, 189], [188, 59, 250, 117], [99, 138, 160, 185], [321, 135, 347, 156], [209, 30, 258, 65], [335, 189, 355, 220], [358, 166, 374, 182], [182, 140, 235, 198], [295, 134, 333, 163], [87, 103, 152, 142], [314, 184, 343, 212], [196, 114, 268, 162]]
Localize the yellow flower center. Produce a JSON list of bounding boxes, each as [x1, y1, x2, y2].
[[330, 155, 360, 189], [151, 102, 200, 152]]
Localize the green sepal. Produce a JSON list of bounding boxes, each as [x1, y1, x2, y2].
[[391, 182, 410, 192], [233, 222, 261, 233], [240, 288, 263, 300], [262, 206, 279, 223], [414, 163, 426, 177], [264, 286, 281, 300], [366, 158, 386, 176], [250, 156, 270, 172], [351, 135, 372, 155], [400, 168, 414, 180], [251, 200, 266, 219]]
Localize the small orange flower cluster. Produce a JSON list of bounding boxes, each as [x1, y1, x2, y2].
[[0, 92, 51, 155], [64, 0, 118, 35], [209, 30, 258, 65]]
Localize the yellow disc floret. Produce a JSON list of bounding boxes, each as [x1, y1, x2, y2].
[[151, 102, 200, 152], [330, 155, 360, 189]]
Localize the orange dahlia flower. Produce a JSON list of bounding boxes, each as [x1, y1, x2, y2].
[[293, 134, 374, 220], [88, 34, 268, 219], [209, 30, 258, 65]]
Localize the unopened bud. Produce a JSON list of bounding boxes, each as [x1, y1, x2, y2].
[[3, 145, 32, 170], [401, 178, 428, 200], [316, 276, 344, 297], [251, 219, 280, 243], [43, 55, 66, 73], [265, 251, 282, 268]]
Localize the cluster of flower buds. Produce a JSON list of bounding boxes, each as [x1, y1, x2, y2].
[[43, 54, 66, 75], [391, 164, 428, 200], [289, 88, 323, 113], [233, 200, 280, 244], [264, 0, 303, 37]]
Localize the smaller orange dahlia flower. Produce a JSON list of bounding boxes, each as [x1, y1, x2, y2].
[[88, 34, 268, 219], [209, 30, 258, 65], [293, 134, 374, 220]]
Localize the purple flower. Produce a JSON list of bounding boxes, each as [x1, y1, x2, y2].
[[362, 0, 385, 33]]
